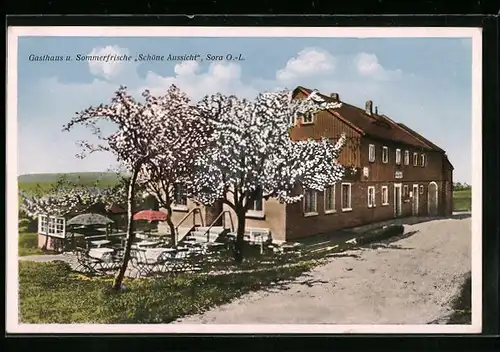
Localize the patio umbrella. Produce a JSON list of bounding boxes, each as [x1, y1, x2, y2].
[[67, 213, 114, 227], [133, 209, 168, 223]]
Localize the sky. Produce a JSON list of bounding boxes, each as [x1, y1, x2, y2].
[[16, 36, 473, 183]]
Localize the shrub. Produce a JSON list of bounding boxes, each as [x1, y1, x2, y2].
[[18, 233, 43, 256]]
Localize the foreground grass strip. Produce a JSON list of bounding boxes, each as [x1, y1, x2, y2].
[[19, 259, 315, 324]]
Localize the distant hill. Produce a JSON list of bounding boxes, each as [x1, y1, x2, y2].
[[18, 172, 124, 185]]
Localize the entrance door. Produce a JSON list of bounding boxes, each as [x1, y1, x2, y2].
[[428, 182, 438, 216], [412, 184, 419, 216], [394, 184, 402, 217]]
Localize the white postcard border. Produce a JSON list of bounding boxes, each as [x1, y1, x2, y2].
[[6, 26, 483, 334]]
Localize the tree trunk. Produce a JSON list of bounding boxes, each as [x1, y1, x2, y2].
[[233, 208, 246, 264], [205, 199, 223, 226], [165, 206, 176, 246], [112, 163, 141, 291]]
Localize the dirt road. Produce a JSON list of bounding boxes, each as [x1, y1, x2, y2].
[[175, 216, 472, 324]]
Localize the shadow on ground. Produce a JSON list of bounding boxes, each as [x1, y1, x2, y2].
[[295, 213, 471, 248]]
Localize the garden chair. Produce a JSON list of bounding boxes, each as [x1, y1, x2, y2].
[[130, 248, 169, 278], [98, 251, 123, 272], [74, 247, 105, 274]]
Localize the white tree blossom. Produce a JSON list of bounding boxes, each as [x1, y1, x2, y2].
[[191, 89, 346, 262], [19, 179, 127, 218], [191, 89, 346, 207], [135, 85, 210, 244], [63, 86, 161, 291]]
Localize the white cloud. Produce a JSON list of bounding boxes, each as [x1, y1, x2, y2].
[[87, 45, 137, 81], [354, 52, 402, 81], [276, 48, 336, 82], [174, 61, 200, 76], [139, 61, 257, 101]]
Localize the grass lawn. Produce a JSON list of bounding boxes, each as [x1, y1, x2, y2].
[[18, 232, 44, 257], [19, 259, 316, 324], [453, 189, 472, 211]]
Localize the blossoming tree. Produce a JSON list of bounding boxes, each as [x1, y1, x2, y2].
[[136, 86, 209, 246], [191, 89, 346, 263], [19, 176, 127, 249], [63, 85, 208, 290]]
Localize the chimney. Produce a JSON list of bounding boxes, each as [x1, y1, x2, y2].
[[375, 106, 378, 115], [330, 93, 339, 102], [365, 100, 373, 115]]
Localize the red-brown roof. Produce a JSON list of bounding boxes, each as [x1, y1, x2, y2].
[[293, 86, 444, 152]]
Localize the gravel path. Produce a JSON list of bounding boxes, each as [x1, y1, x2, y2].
[[174, 216, 471, 324]]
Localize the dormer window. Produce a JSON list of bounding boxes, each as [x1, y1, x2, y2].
[[302, 112, 314, 124]]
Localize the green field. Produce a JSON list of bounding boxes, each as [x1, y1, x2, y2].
[[453, 189, 472, 211], [18, 172, 122, 194]]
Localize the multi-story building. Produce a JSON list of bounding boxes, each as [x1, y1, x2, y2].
[[165, 86, 454, 243]]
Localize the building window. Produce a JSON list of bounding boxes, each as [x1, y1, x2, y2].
[[382, 146, 389, 163], [413, 152, 418, 166], [403, 185, 409, 198], [341, 183, 352, 211], [173, 183, 187, 207], [302, 112, 314, 124], [404, 150, 410, 165], [38, 214, 66, 239], [419, 185, 424, 195], [324, 185, 336, 213], [368, 144, 376, 162], [395, 149, 401, 165], [247, 188, 264, 218], [420, 153, 426, 167], [248, 188, 263, 212], [367, 186, 376, 208], [381, 186, 389, 205], [304, 189, 318, 215]]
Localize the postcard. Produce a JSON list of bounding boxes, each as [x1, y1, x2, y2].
[[6, 26, 482, 334]]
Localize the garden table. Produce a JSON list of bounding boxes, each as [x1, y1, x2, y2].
[[144, 248, 176, 261], [88, 247, 114, 259], [205, 242, 225, 248], [91, 240, 111, 248], [136, 240, 161, 248]]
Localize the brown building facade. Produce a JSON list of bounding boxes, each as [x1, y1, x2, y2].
[[163, 86, 454, 243]]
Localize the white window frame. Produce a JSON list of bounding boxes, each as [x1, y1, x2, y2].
[[367, 186, 376, 208], [413, 152, 418, 166], [341, 183, 352, 212], [395, 148, 401, 165], [419, 185, 424, 195], [247, 189, 265, 219], [381, 185, 389, 205], [173, 182, 188, 211], [303, 189, 318, 217], [301, 112, 315, 124], [404, 150, 410, 165], [382, 146, 389, 164], [420, 153, 426, 167], [368, 144, 376, 162], [324, 185, 336, 214], [38, 214, 66, 239]]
